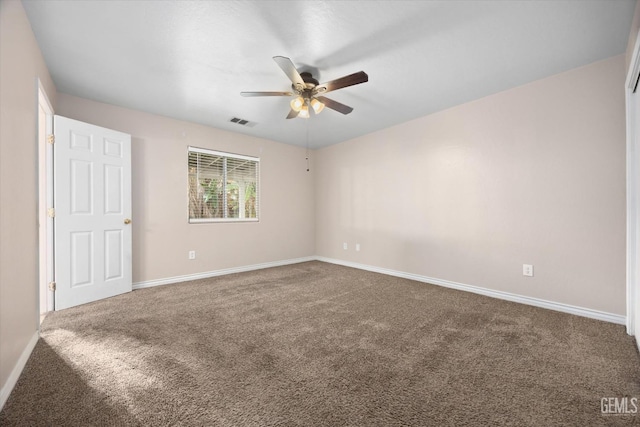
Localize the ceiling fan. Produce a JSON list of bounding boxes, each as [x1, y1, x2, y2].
[[240, 56, 368, 119]]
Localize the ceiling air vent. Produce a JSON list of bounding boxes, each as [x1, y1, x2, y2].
[[229, 117, 256, 127]]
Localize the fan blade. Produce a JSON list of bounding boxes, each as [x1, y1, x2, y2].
[[286, 109, 300, 119], [273, 56, 305, 90], [315, 71, 368, 95], [240, 91, 293, 97], [315, 96, 354, 115]]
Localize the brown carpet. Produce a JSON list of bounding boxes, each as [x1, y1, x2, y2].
[[1, 261, 639, 426]]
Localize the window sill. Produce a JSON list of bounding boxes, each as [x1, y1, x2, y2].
[[189, 218, 259, 224]]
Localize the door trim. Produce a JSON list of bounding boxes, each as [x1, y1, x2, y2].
[[37, 80, 54, 321], [625, 31, 640, 336]]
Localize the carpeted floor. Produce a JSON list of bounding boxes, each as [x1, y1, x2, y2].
[[1, 261, 639, 426]]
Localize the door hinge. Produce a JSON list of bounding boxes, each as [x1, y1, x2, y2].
[[47, 134, 55, 144], [48, 281, 56, 292], [47, 208, 55, 218]]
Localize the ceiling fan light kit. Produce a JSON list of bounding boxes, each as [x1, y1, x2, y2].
[[298, 105, 310, 119], [310, 98, 325, 114], [241, 56, 368, 119], [290, 97, 304, 112], [289, 97, 325, 118]]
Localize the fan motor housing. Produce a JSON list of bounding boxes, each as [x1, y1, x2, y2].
[[300, 72, 319, 86], [293, 72, 319, 94]]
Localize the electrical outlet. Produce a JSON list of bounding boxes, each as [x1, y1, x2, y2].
[[356, 243, 361, 252], [343, 242, 348, 250], [189, 250, 196, 260], [523, 264, 533, 277]]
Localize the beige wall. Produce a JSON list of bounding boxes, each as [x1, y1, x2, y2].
[[315, 55, 627, 315], [0, 0, 57, 393], [56, 94, 315, 284]]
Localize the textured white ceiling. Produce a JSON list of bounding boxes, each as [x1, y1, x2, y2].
[[22, 0, 636, 149]]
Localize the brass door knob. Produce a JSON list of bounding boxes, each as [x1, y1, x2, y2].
[[124, 218, 132, 224]]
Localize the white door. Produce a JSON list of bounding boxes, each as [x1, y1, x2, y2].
[[54, 116, 132, 310]]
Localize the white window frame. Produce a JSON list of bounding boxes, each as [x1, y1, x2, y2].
[[188, 146, 260, 223]]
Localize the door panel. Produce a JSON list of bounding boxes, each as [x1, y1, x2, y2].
[[105, 229, 123, 281], [70, 231, 93, 287], [104, 165, 123, 214], [54, 115, 132, 310], [71, 160, 93, 214]]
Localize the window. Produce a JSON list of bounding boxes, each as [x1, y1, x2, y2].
[[188, 147, 259, 223]]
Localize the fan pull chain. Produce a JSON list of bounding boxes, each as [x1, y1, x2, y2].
[[306, 118, 310, 172]]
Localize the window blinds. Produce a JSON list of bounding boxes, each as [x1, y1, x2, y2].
[[188, 147, 259, 222]]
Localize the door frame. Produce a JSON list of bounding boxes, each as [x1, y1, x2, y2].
[[37, 80, 54, 320], [626, 31, 640, 337]]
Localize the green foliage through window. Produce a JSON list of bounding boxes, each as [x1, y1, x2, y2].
[[188, 148, 259, 222]]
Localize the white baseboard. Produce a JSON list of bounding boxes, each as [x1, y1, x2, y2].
[[133, 256, 316, 290], [132, 255, 625, 325], [316, 257, 626, 325], [0, 332, 38, 412]]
